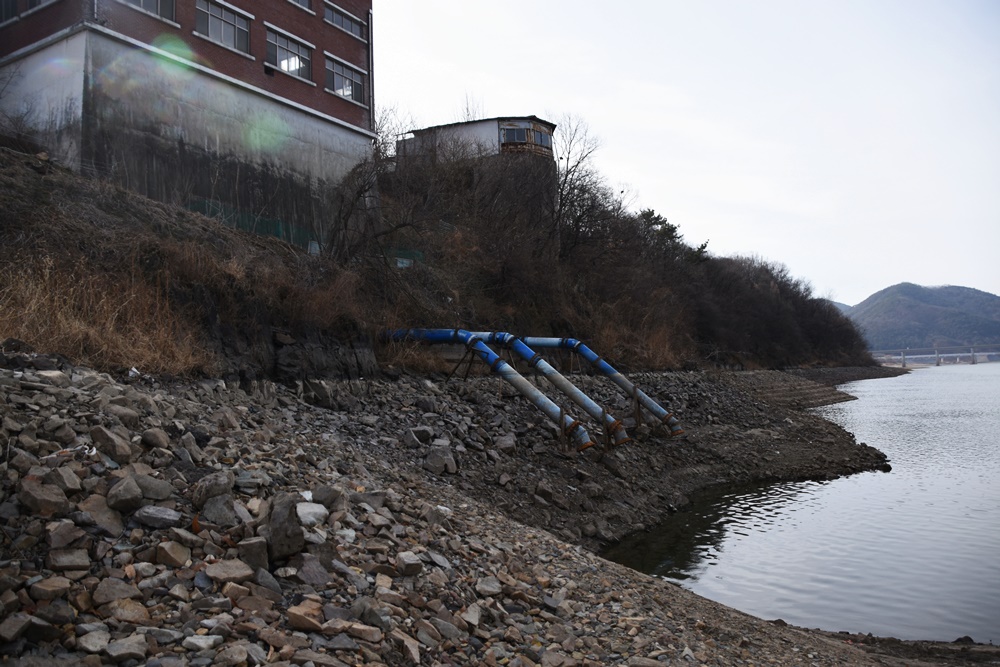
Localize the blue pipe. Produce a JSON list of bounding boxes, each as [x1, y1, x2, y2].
[[469, 332, 631, 447], [385, 329, 596, 451], [519, 337, 684, 437]]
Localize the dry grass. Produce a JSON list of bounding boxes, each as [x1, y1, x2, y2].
[[0, 256, 214, 375]]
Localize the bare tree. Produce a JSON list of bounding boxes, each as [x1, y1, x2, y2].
[[457, 93, 486, 122], [0, 64, 41, 150]]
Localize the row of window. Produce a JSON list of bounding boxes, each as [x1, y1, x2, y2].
[[2, 0, 368, 105], [129, 0, 368, 105], [503, 127, 553, 148], [1, 0, 54, 22]]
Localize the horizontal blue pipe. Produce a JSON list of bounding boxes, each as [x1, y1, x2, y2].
[[519, 337, 684, 437], [385, 329, 596, 450], [470, 332, 630, 447]]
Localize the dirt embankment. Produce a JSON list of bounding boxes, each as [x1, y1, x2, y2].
[[6, 348, 993, 667]]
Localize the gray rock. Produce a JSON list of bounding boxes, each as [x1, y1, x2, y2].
[[106, 404, 140, 429], [156, 541, 190, 568], [36, 370, 70, 387], [204, 559, 254, 584], [429, 617, 463, 640], [46, 520, 85, 549], [133, 505, 182, 529], [17, 480, 69, 517], [105, 633, 149, 661], [191, 469, 235, 509], [90, 426, 133, 464], [29, 575, 72, 601], [140, 428, 170, 449], [46, 548, 90, 572], [107, 476, 144, 512], [395, 551, 423, 576], [0, 613, 31, 643], [267, 492, 305, 560], [168, 526, 204, 547], [254, 568, 282, 594], [237, 536, 269, 571], [182, 634, 224, 651], [179, 431, 206, 464], [475, 576, 503, 597], [93, 578, 141, 606], [213, 644, 249, 667], [423, 447, 457, 475], [495, 432, 517, 454], [534, 480, 555, 502], [404, 426, 434, 447], [76, 494, 125, 536], [201, 493, 238, 527], [44, 467, 82, 493], [134, 474, 174, 500], [296, 501, 329, 527], [136, 626, 185, 643], [77, 629, 111, 653]]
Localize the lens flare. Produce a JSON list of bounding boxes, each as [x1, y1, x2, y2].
[[40, 57, 80, 78], [244, 111, 289, 153]]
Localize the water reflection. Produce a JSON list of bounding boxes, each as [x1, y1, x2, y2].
[[603, 364, 1000, 643], [603, 480, 824, 580]]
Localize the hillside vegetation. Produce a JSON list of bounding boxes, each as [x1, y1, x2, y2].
[[847, 283, 1000, 350], [0, 144, 873, 377]]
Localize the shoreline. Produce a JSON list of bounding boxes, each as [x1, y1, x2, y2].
[[0, 357, 989, 666]]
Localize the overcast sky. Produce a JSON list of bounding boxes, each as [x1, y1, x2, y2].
[[372, 0, 1000, 306]]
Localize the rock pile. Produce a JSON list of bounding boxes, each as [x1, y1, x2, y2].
[[1, 351, 897, 666]]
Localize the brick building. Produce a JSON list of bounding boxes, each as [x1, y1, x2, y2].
[[0, 0, 374, 248]]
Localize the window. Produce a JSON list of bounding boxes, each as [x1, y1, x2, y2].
[[23, 0, 57, 11], [289, 0, 309, 9], [503, 127, 527, 144], [324, 4, 366, 40], [124, 0, 175, 20], [1, 0, 17, 21], [325, 58, 365, 104], [266, 29, 312, 80], [535, 131, 552, 148], [195, 0, 250, 53]]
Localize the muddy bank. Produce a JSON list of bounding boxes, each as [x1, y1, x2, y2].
[[1, 354, 982, 666]]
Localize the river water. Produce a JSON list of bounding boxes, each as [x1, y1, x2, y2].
[[602, 363, 1000, 643]]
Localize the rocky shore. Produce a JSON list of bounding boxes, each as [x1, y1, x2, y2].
[[1, 351, 991, 666]]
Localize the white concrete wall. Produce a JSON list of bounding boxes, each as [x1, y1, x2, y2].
[[0, 32, 87, 165], [433, 119, 500, 155]]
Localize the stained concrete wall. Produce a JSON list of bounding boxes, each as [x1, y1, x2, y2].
[[0, 31, 87, 164], [3, 27, 373, 249], [83, 30, 373, 247]]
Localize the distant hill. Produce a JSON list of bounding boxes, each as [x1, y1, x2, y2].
[[844, 283, 1000, 350]]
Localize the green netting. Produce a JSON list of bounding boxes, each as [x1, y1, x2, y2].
[[188, 198, 315, 249]]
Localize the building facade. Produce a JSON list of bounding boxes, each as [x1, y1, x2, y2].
[[0, 0, 374, 248], [396, 116, 556, 164]]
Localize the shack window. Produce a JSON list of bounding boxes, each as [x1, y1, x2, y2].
[[504, 127, 528, 144]]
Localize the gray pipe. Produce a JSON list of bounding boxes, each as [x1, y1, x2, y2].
[[385, 329, 596, 451], [470, 332, 631, 447]]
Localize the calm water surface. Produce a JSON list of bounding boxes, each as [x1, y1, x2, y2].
[[603, 363, 1000, 643]]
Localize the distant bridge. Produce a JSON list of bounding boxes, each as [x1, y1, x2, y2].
[[871, 344, 1000, 367]]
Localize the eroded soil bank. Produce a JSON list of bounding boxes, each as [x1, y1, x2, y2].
[[3, 354, 993, 666]]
